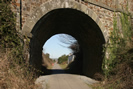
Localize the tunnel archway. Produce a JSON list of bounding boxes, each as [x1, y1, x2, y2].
[[28, 8, 105, 77]]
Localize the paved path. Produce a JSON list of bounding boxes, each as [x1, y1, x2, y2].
[[35, 63, 98, 89]]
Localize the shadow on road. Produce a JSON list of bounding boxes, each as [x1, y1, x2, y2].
[[51, 69, 65, 74], [41, 64, 84, 76], [41, 66, 67, 75]]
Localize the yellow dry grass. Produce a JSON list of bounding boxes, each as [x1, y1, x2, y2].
[[0, 53, 38, 89]]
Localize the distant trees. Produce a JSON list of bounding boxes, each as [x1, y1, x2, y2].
[[58, 54, 68, 64], [57, 34, 81, 65]]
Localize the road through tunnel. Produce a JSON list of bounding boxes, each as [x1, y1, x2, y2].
[[29, 8, 105, 78]]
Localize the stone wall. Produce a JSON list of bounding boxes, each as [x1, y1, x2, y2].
[[83, 1, 114, 40], [85, 0, 116, 9], [10, 0, 133, 77], [21, 0, 48, 25], [20, 0, 117, 42], [11, 0, 21, 31], [11, 0, 133, 33], [85, 0, 133, 16]]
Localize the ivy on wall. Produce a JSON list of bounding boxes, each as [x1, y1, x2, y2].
[[102, 12, 132, 78], [0, 0, 24, 63]]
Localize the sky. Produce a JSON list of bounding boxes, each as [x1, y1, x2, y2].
[[43, 34, 72, 59]]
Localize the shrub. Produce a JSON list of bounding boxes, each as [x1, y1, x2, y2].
[[0, 1, 38, 88], [102, 12, 133, 78]]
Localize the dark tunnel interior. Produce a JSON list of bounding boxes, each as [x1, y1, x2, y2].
[[29, 8, 105, 78]]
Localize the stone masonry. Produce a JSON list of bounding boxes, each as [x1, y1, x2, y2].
[[11, 0, 133, 42], [10, 0, 133, 77]]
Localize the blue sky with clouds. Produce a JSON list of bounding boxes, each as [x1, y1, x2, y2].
[[43, 35, 72, 59]]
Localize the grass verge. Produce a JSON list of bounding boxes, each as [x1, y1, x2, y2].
[[59, 64, 68, 69], [0, 52, 38, 89], [92, 49, 133, 89]]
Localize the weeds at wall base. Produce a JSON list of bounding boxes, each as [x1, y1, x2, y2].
[[92, 59, 133, 89], [102, 11, 133, 78], [0, 51, 38, 89], [98, 8, 133, 89], [0, 1, 38, 88]]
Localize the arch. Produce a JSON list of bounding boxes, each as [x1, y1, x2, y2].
[[22, 0, 107, 42], [22, 0, 106, 78]]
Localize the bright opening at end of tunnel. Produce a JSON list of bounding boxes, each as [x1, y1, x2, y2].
[[42, 34, 78, 59], [42, 34, 79, 72]]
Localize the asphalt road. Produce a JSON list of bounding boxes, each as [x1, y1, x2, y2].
[[35, 63, 98, 89]]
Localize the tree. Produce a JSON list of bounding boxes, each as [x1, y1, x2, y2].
[[58, 34, 80, 53], [58, 54, 68, 64]]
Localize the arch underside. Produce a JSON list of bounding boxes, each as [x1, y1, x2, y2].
[[29, 8, 105, 77]]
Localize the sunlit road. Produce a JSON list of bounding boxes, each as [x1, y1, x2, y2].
[[35, 63, 98, 89]]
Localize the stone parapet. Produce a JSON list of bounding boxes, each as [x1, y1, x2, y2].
[[11, 0, 133, 33], [21, 0, 113, 42], [84, 0, 133, 17]]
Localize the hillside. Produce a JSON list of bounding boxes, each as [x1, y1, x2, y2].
[[42, 52, 53, 69]]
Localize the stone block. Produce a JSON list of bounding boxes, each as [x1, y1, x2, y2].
[[22, 25, 32, 37], [81, 4, 87, 13], [91, 12, 97, 21], [88, 9, 93, 17], [72, 2, 81, 10], [24, 17, 36, 30], [82, 7, 87, 14], [32, 8, 43, 22]]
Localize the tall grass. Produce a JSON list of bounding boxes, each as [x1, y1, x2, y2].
[[0, 51, 38, 89]]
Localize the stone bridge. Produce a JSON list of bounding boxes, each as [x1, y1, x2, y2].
[[11, 0, 133, 77]]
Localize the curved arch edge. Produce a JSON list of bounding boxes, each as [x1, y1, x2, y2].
[[22, 0, 108, 41]]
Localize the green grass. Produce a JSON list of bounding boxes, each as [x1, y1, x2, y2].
[[59, 64, 68, 69]]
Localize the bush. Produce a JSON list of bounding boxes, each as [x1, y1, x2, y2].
[[0, 1, 38, 88], [0, 0, 24, 63], [92, 49, 133, 89]]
